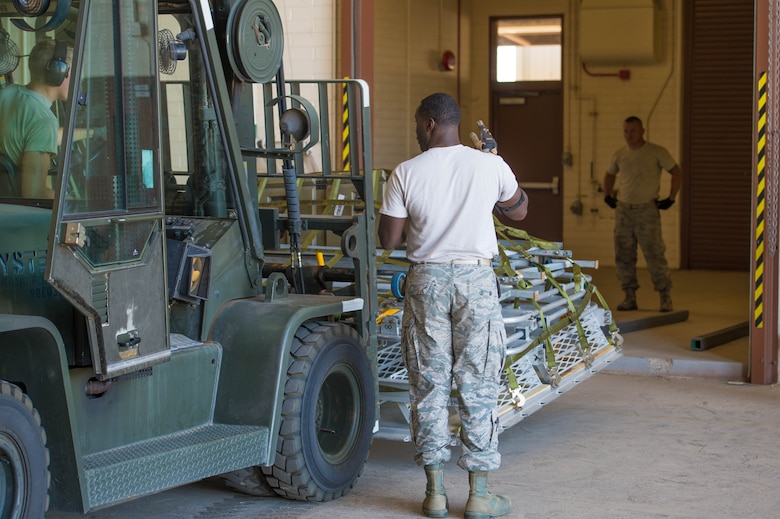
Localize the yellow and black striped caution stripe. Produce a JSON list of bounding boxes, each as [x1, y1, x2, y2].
[[342, 78, 351, 171], [754, 71, 767, 328]]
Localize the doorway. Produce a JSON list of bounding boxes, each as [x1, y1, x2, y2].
[[489, 16, 564, 242]]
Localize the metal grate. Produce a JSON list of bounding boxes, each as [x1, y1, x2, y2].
[[375, 284, 621, 440]]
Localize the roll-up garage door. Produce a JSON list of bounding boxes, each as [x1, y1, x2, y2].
[[682, 0, 754, 270]]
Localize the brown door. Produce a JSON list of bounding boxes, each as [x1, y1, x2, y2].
[[491, 89, 563, 241], [489, 16, 563, 242]]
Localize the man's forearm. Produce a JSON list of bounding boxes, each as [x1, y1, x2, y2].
[[602, 173, 615, 195]]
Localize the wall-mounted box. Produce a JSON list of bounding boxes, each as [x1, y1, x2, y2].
[[580, 0, 662, 66]]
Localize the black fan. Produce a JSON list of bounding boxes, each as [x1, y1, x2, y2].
[[0, 28, 20, 76], [158, 28, 186, 75]]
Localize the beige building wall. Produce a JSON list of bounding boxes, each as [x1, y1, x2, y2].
[[562, 0, 683, 269], [373, 0, 465, 172], [275, 0, 336, 79], [252, 0, 336, 170], [128, 0, 686, 271], [372, 0, 684, 270]]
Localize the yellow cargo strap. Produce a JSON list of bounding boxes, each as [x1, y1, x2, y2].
[[494, 223, 604, 399]]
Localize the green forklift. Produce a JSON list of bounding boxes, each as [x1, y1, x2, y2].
[[0, 0, 624, 517], [0, 0, 379, 516]]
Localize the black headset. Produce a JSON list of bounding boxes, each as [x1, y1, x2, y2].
[[45, 40, 69, 87]]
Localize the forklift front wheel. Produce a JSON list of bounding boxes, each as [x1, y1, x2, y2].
[[0, 380, 50, 519], [263, 322, 375, 501]]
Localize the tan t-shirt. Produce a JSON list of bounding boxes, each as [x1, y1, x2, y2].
[[606, 141, 676, 204]]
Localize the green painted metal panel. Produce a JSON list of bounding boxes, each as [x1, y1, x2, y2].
[[0, 315, 88, 512], [68, 339, 223, 455], [210, 295, 366, 458]]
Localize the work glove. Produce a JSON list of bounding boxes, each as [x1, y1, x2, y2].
[[469, 120, 498, 154], [656, 197, 675, 210], [604, 195, 618, 209]]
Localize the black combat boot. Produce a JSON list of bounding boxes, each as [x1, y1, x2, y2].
[[617, 289, 638, 311], [660, 289, 673, 312]]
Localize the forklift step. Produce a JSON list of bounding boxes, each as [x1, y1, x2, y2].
[[83, 423, 269, 510]]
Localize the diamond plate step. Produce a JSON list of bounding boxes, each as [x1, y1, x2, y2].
[[83, 423, 269, 510]]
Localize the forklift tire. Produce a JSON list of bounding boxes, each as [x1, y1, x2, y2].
[[221, 466, 276, 497], [263, 322, 375, 502], [0, 381, 50, 519]]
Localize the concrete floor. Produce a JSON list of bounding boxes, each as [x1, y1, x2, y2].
[[591, 266, 752, 381], [48, 268, 780, 519]]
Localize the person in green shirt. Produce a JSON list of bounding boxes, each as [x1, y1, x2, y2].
[[0, 37, 72, 198]]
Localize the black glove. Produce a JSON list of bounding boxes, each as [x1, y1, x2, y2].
[[604, 195, 618, 209], [656, 197, 675, 210]]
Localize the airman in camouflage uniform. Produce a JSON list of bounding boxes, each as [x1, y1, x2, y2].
[[603, 116, 681, 313], [378, 93, 529, 518]]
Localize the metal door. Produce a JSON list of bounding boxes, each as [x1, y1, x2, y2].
[[46, 0, 169, 379], [491, 89, 563, 241], [489, 16, 563, 242]]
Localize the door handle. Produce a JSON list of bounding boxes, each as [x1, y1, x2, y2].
[[117, 330, 141, 348], [519, 176, 559, 195]]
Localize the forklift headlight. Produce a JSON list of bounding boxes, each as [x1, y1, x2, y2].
[[168, 241, 211, 304], [188, 255, 207, 299]]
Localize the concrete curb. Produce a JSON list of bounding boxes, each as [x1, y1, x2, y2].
[[605, 354, 747, 381]]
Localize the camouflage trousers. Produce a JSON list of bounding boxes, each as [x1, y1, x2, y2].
[[614, 201, 672, 292], [402, 262, 506, 472]]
